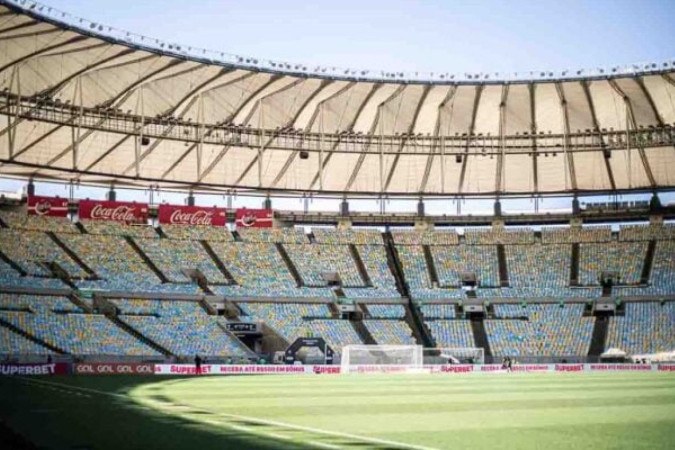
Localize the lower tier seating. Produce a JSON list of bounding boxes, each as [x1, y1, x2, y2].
[[121, 315, 246, 357], [237, 302, 332, 342], [0, 311, 159, 356], [485, 304, 593, 357], [606, 302, 674, 355], [366, 304, 407, 318], [306, 319, 363, 351], [365, 320, 416, 345], [427, 320, 475, 348], [420, 304, 456, 319], [0, 326, 54, 356]]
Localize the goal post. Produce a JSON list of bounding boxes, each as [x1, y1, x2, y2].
[[423, 347, 484, 365], [340, 345, 423, 374]]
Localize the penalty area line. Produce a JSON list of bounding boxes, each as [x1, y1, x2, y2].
[[18, 377, 438, 450]]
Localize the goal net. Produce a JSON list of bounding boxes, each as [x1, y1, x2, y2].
[[340, 345, 423, 374], [423, 347, 484, 365]]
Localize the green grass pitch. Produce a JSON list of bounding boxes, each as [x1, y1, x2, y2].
[[1, 372, 674, 449]]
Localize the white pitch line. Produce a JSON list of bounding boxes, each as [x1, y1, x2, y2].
[[19, 377, 438, 450], [306, 440, 342, 450]]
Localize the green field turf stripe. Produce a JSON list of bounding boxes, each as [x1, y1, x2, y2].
[[136, 394, 440, 450]]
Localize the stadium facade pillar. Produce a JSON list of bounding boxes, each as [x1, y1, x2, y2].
[[186, 191, 195, 206], [340, 199, 349, 216], [26, 179, 35, 197], [417, 198, 425, 217], [263, 196, 272, 209], [494, 199, 502, 216], [106, 186, 116, 202], [572, 196, 580, 214], [649, 192, 661, 212]]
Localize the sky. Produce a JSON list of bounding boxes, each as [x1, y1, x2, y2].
[[2, 0, 674, 214]]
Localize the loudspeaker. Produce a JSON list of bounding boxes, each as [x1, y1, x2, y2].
[[141, 136, 150, 146], [299, 151, 309, 160]]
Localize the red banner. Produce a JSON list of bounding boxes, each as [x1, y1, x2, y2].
[[74, 363, 154, 375], [555, 364, 584, 372], [587, 364, 652, 371], [0, 363, 70, 376], [27, 195, 69, 217], [235, 208, 273, 228], [78, 200, 148, 224], [158, 204, 226, 226]]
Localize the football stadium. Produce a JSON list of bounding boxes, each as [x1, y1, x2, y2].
[[0, 0, 674, 448]]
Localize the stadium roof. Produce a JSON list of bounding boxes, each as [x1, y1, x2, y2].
[[0, 0, 674, 199]]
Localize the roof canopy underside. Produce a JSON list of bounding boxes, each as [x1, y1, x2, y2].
[[0, 3, 674, 198]]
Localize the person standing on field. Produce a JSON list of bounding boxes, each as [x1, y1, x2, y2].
[[194, 354, 202, 375]]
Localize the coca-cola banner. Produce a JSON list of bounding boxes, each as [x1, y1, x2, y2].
[[27, 195, 69, 217], [158, 204, 226, 227], [0, 363, 70, 376], [235, 208, 273, 228], [74, 363, 154, 375], [78, 200, 148, 224]]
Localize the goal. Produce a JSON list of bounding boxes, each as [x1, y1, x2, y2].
[[340, 345, 423, 374], [423, 347, 484, 365]]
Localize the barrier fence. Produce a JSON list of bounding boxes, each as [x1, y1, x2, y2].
[[2, 363, 674, 376]]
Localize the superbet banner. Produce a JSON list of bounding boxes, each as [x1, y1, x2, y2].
[[235, 208, 273, 228], [0, 363, 70, 376], [158, 204, 226, 227], [27, 195, 69, 217], [78, 200, 148, 224]]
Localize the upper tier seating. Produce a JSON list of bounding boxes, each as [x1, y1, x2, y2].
[[396, 245, 463, 299], [606, 302, 674, 354], [0, 210, 78, 233], [285, 244, 364, 287], [485, 304, 593, 357], [342, 245, 399, 298], [312, 229, 383, 244], [541, 226, 612, 243], [210, 242, 333, 298], [135, 238, 226, 283], [432, 245, 500, 287], [397, 245, 431, 290], [619, 224, 675, 241], [59, 233, 196, 293], [0, 229, 86, 278], [613, 240, 675, 297], [392, 230, 459, 245], [579, 242, 646, 285], [504, 244, 571, 297], [464, 228, 534, 244], [118, 299, 246, 357], [81, 220, 158, 239], [238, 228, 308, 244], [160, 224, 233, 241]]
